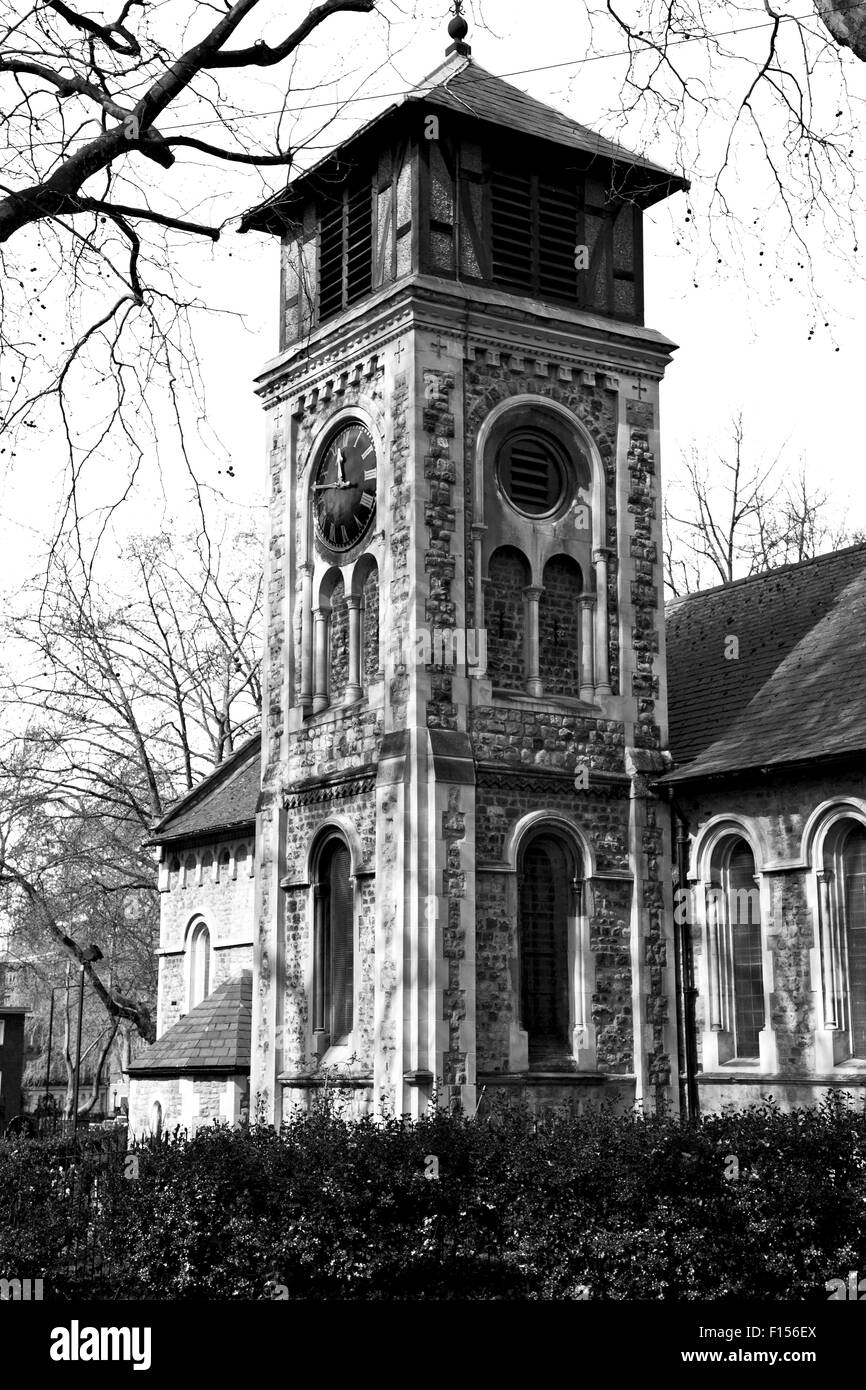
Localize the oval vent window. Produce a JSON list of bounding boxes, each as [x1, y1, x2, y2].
[[497, 431, 568, 517]]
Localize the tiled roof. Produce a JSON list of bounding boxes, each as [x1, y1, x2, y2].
[[151, 734, 261, 845], [241, 53, 686, 231], [663, 544, 866, 781], [128, 971, 252, 1075], [409, 55, 684, 181]]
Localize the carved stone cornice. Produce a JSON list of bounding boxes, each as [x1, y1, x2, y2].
[[475, 764, 629, 797], [282, 768, 377, 810]]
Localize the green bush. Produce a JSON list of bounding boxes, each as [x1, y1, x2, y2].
[[1, 1092, 865, 1300]]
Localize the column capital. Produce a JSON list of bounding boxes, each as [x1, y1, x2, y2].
[[470, 522, 488, 540], [522, 585, 544, 601], [344, 594, 362, 612], [593, 547, 614, 564], [579, 593, 597, 609]]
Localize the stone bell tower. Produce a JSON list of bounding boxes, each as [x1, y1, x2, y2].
[[241, 9, 688, 1123]]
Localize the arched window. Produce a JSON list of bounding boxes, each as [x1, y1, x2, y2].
[[361, 561, 380, 686], [313, 838, 354, 1050], [518, 832, 581, 1067], [150, 1100, 163, 1139], [485, 546, 530, 690], [707, 837, 765, 1062], [539, 554, 583, 696], [822, 822, 866, 1060], [189, 920, 211, 1009], [328, 574, 349, 704]]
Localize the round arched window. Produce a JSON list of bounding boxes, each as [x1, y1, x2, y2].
[[496, 430, 569, 517]]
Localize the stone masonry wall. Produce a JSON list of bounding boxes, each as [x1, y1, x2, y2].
[[627, 407, 662, 750], [423, 368, 458, 731], [539, 554, 582, 696], [676, 764, 866, 1095], [474, 776, 632, 1075], [485, 547, 529, 688], [464, 353, 619, 695], [158, 838, 255, 1035]]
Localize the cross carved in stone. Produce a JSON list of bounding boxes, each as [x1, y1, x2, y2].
[[631, 378, 648, 399]]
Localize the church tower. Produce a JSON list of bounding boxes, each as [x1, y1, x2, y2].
[[241, 10, 688, 1123]]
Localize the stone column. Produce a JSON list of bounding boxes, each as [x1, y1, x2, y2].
[[523, 585, 543, 697], [312, 607, 329, 714], [579, 595, 595, 701], [593, 550, 612, 695], [344, 596, 363, 704], [299, 563, 313, 710]]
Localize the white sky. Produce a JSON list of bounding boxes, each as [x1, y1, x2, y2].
[[1, 0, 865, 592]]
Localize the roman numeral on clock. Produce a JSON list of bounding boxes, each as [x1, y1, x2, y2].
[[364, 468, 376, 482], [359, 494, 374, 511]]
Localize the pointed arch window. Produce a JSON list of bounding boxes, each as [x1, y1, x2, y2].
[[313, 838, 354, 1051], [518, 832, 583, 1068], [189, 920, 211, 1009]]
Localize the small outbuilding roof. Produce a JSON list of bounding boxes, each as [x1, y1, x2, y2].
[[127, 971, 252, 1076]]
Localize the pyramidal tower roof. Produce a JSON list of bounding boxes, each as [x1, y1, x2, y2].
[[242, 38, 687, 234]]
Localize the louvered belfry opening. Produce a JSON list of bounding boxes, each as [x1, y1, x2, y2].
[[317, 171, 374, 323], [489, 157, 641, 319], [491, 166, 581, 301], [519, 834, 577, 1068]]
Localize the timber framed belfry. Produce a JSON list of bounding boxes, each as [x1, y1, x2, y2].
[[239, 11, 688, 1124]]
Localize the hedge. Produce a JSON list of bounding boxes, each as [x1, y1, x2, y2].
[[1, 1092, 865, 1300]]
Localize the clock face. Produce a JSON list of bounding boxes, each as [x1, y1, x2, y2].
[[312, 422, 378, 553]]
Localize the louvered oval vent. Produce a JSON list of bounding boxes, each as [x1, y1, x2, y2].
[[499, 432, 566, 516]]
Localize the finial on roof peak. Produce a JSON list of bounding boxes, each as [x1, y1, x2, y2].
[[446, 0, 471, 56]]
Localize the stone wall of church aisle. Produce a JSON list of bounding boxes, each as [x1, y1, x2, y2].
[[128, 1073, 249, 1136], [156, 838, 256, 1036], [674, 762, 866, 1109]]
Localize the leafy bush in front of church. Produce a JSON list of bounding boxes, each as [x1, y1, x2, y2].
[[2, 1091, 866, 1299]]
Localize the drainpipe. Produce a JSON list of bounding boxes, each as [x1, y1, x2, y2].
[[663, 792, 699, 1119]]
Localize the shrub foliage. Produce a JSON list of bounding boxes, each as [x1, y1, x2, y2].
[[1, 1094, 865, 1300]]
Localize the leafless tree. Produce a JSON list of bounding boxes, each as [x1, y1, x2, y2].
[[0, 0, 384, 554], [663, 413, 860, 595], [585, 0, 866, 302], [0, 521, 262, 1057]]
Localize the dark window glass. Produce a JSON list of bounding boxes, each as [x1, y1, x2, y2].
[[314, 840, 354, 1045], [726, 842, 764, 1059], [520, 835, 573, 1064], [843, 826, 866, 1056]]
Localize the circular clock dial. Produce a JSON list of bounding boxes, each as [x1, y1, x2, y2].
[[312, 423, 378, 552]]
